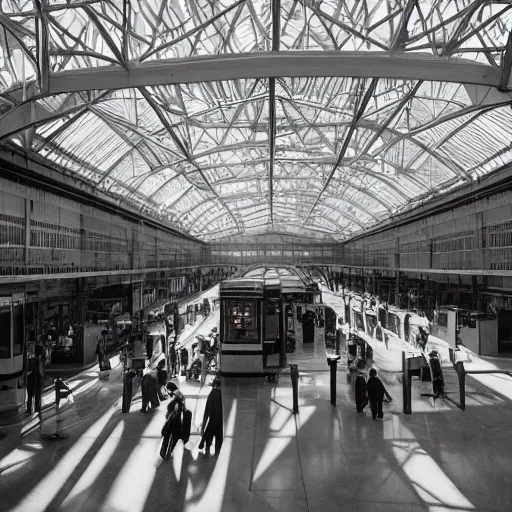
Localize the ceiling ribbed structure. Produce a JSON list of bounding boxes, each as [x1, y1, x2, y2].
[[1, 1, 512, 241]]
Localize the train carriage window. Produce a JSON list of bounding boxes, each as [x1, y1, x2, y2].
[[225, 300, 259, 343], [366, 314, 377, 337], [437, 312, 448, 328], [388, 314, 400, 336], [13, 305, 23, 356], [354, 312, 364, 331], [0, 307, 11, 359]]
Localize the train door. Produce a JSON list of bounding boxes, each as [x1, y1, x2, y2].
[[498, 309, 512, 353]]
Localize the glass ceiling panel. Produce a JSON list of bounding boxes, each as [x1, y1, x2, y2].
[[1, 1, 512, 242]]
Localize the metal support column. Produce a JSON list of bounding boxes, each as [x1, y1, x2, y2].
[[289, 364, 299, 414]]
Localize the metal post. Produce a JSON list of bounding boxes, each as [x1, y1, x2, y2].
[[330, 358, 337, 406], [55, 377, 61, 431], [455, 361, 466, 411], [289, 364, 299, 414], [402, 351, 409, 414], [279, 299, 287, 368], [406, 366, 413, 414]]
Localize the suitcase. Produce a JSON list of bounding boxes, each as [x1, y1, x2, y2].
[[182, 409, 192, 444], [160, 433, 174, 460]]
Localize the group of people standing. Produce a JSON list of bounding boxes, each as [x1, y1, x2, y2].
[[354, 350, 445, 418], [354, 368, 392, 420], [160, 378, 224, 460]]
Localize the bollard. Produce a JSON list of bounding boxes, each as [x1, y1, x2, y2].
[[327, 355, 341, 406], [42, 377, 71, 440], [289, 364, 299, 414], [122, 370, 133, 413], [402, 352, 412, 414], [454, 361, 466, 410], [54, 377, 72, 417]]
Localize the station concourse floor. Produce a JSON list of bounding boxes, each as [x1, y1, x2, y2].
[[1, 333, 512, 511]]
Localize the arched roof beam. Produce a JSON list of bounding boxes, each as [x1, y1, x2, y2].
[[178, 198, 218, 220], [151, 104, 478, 189], [157, 185, 195, 217], [310, 202, 366, 230], [274, 186, 380, 222], [8, 52, 502, 98], [138, 86, 241, 232], [312, 169, 392, 213], [304, 78, 379, 225], [390, 0, 416, 50], [188, 210, 236, 232], [400, 103, 506, 177], [0, 90, 112, 141], [267, 0, 281, 227], [498, 31, 512, 93]]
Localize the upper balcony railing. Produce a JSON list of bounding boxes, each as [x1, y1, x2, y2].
[[1, 220, 511, 278]]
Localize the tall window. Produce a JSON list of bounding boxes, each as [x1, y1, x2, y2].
[[224, 300, 259, 343]]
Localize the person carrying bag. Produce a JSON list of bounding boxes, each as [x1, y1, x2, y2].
[[160, 390, 192, 460]]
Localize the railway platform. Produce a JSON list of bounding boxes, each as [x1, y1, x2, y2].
[[1, 327, 511, 512]]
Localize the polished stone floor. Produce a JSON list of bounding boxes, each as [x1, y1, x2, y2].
[[1, 336, 512, 512]]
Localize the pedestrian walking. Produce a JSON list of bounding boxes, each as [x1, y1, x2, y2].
[[429, 349, 445, 408], [198, 378, 223, 457], [367, 368, 385, 420], [160, 389, 192, 459], [354, 370, 368, 413]]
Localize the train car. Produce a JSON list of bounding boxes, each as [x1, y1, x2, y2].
[[219, 266, 315, 375], [219, 278, 265, 375]]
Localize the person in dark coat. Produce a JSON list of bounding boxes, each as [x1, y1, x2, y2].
[[301, 309, 316, 344], [429, 349, 445, 408], [354, 370, 368, 413], [367, 368, 385, 420], [27, 344, 45, 414], [198, 378, 223, 457], [141, 373, 160, 412], [160, 390, 186, 459]]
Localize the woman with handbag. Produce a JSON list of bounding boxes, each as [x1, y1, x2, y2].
[[160, 389, 192, 460]]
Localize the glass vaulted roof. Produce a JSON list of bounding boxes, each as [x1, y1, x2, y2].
[[1, 1, 512, 241]]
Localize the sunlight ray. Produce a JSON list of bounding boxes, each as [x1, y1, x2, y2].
[[9, 406, 118, 512], [185, 398, 238, 512], [59, 421, 125, 510], [252, 404, 315, 483]]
